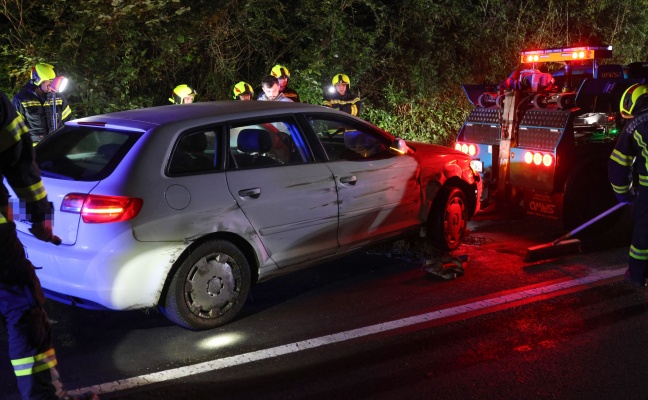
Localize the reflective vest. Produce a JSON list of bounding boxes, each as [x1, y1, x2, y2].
[[609, 111, 648, 196], [11, 83, 72, 143], [323, 91, 363, 116]]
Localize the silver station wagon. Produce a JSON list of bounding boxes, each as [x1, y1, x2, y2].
[[12, 101, 481, 330]]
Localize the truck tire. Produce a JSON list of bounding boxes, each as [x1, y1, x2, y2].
[[160, 239, 251, 330], [428, 186, 468, 252]]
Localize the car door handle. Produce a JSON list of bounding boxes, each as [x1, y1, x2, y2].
[[340, 175, 357, 185], [238, 188, 261, 199]]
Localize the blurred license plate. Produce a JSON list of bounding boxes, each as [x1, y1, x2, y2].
[[470, 160, 483, 173]]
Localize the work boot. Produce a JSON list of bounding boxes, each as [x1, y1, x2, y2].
[[624, 267, 646, 289]]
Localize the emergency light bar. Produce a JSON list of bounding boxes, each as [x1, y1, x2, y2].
[[521, 45, 613, 63]]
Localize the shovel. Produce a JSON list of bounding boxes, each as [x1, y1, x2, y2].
[[524, 202, 628, 262]]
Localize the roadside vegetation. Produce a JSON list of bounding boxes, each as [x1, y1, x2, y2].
[[2, 0, 647, 145]]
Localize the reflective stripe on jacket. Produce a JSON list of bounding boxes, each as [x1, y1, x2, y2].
[[323, 91, 363, 116], [0, 91, 49, 225], [609, 112, 648, 195], [11, 82, 72, 142]]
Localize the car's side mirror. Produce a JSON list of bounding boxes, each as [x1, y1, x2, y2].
[[390, 138, 409, 155]]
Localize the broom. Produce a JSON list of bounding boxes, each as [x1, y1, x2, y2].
[[524, 202, 628, 262]]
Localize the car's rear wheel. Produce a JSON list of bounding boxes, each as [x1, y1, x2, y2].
[[428, 186, 467, 252], [161, 239, 251, 330]]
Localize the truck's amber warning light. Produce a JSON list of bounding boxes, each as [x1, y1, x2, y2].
[[521, 45, 612, 63]]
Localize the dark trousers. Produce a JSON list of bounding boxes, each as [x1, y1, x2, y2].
[[628, 189, 648, 284], [0, 222, 64, 400]]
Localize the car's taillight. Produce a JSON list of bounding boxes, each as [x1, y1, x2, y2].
[[61, 193, 143, 223]]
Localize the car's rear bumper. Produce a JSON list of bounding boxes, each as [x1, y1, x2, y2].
[[18, 231, 188, 310]]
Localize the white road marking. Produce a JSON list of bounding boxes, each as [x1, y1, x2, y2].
[[70, 267, 626, 396]]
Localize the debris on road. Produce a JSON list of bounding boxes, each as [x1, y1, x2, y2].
[[422, 255, 468, 280]]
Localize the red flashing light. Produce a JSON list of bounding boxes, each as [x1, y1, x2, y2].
[[542, 154, 552, 167], [524, 151, 554, 167], [455, 142, 478, 156], [524, 151, 533, 164], [61, 193, 143, 223]]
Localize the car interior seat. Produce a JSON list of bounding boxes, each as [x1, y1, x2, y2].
[[96, 143, 122, 159], [171, 132, 213, 173], [234, 129, 279, 167]]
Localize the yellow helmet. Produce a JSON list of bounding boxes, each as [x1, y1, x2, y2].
[[271, 64, 290, 79], [620, 83, 648, 117], [169, 84, 197, 104], [332, 73, 351, 87], [232, 81, 254, 99], [32, 63, 56, 85]]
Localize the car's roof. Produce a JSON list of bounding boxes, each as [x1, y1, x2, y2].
[[67, 101, 349, 132]]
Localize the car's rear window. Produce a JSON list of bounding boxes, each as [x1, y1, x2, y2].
[[35, 126, 142, 181]]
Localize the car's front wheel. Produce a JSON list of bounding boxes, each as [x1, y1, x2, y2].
[[428, 186, 467, 252], [161, 239, 251, 330]]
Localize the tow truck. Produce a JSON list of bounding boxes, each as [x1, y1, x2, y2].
[[455, 45, 646, 235]]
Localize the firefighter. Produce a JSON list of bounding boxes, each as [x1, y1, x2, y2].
[[232, 81, 254, 101], [169, 84, 197, 104], [257, 76, 293, 102], [0, 90, 98, 400], [270, 64, 300, 102], [12, 63, 72, 145], [323, 73, 363, 116], [609, 83, 648, 288]]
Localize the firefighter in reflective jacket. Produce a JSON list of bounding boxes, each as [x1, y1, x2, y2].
[[270, 64, 300, 102], [609, 83, 648, 288], [0, 91, 96, 400], [12, 63, 72, 144], [323, 74, 363, 116]]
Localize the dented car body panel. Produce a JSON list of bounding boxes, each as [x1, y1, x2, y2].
[[9, 101, 481, 318]]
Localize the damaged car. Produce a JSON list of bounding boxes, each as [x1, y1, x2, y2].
[[10, 101, 481, 330]]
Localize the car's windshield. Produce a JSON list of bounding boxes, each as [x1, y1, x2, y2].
[[36, 126, 142, 181]]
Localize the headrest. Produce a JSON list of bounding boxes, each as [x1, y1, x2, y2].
[[344, 130, 368, 147], [237, 129, 272, 153]]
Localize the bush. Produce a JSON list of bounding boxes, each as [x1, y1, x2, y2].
[[2, 0, 647, 146]]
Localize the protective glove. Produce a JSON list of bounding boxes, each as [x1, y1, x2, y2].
[[615, 192, 636, 204], [29, 220, 62, 245]]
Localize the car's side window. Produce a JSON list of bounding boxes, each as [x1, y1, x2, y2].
[[228, 118, 309, 169], [307, 117, 390, 161], [169, 130, 218, 174]]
